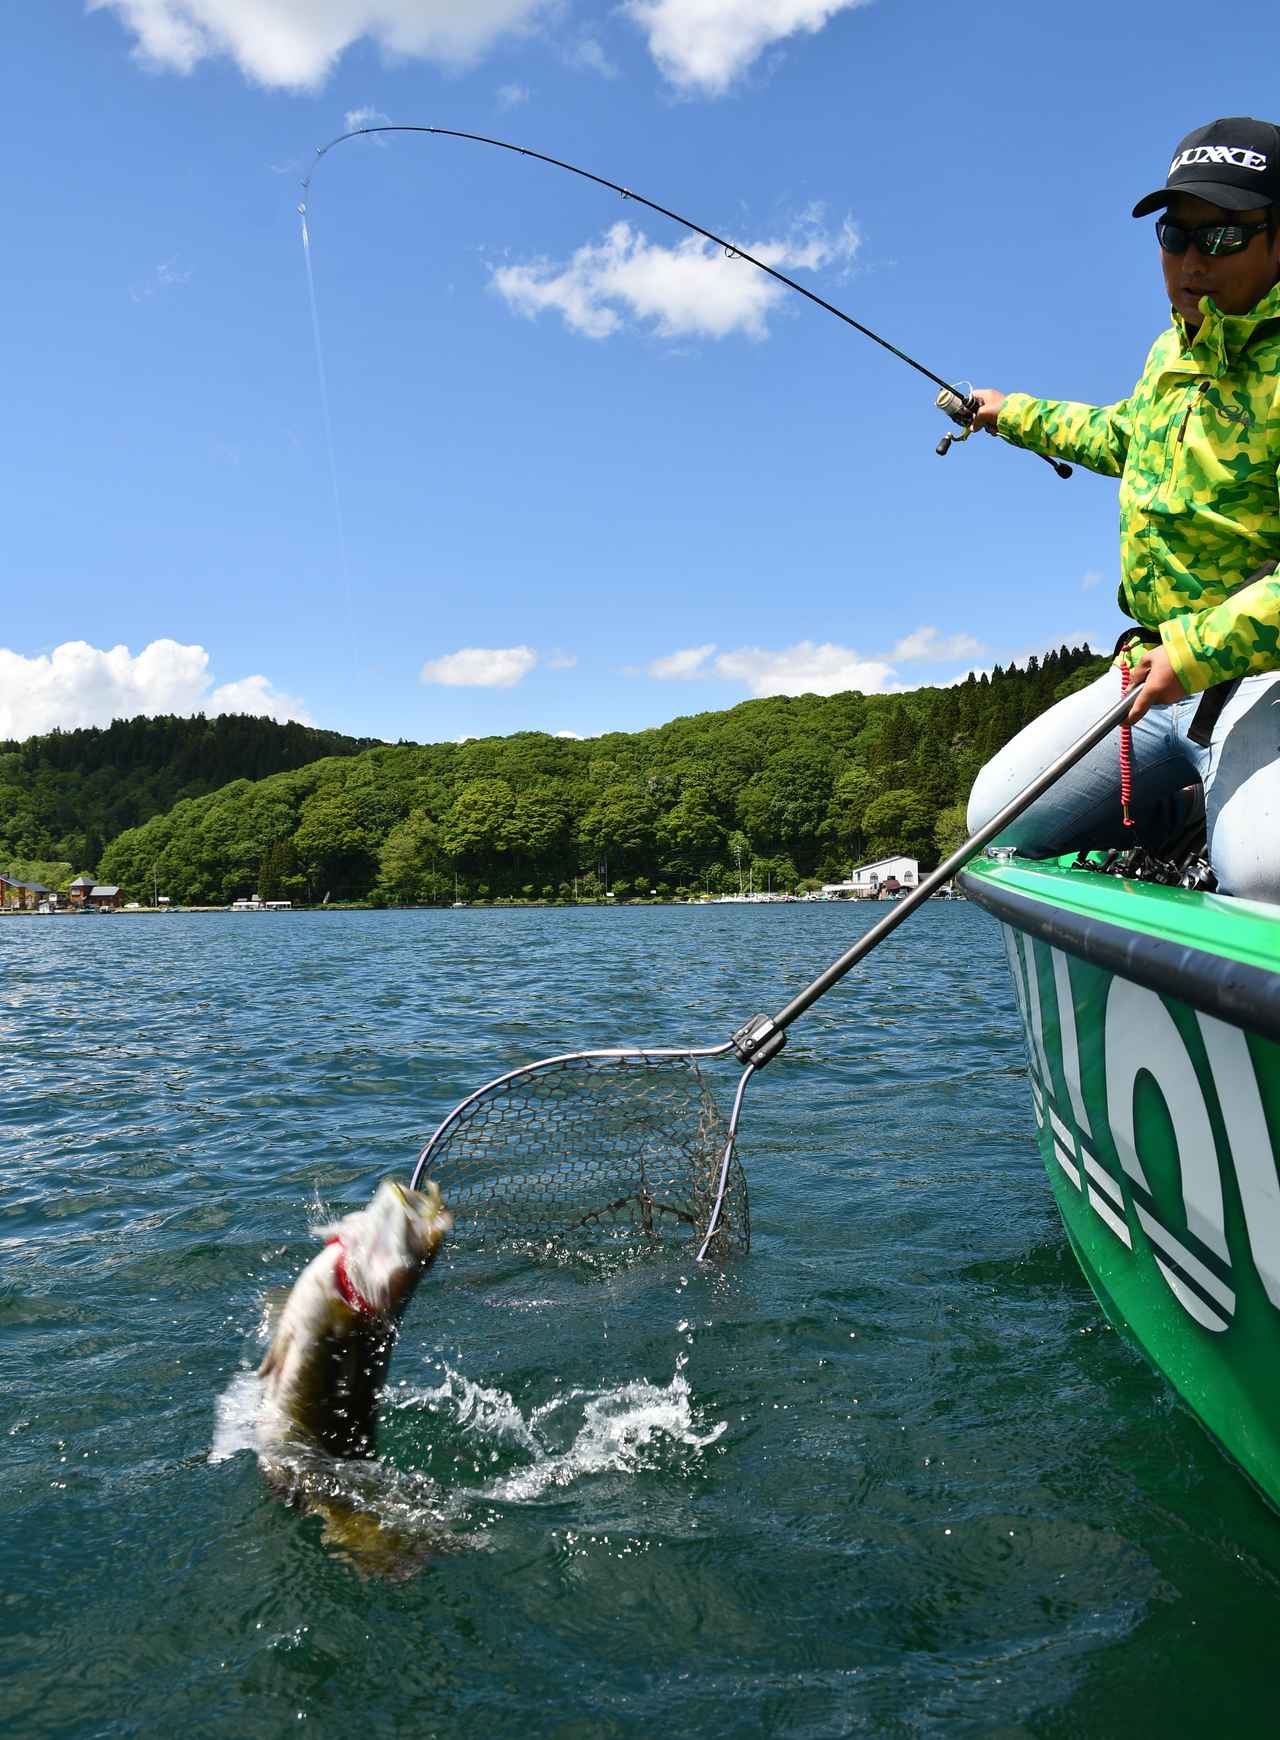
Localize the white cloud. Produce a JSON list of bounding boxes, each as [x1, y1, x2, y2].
[[419, 645, 538, 688], [90, 0, 547, 89], [343, 103, 391, 131], [627, 0, 872, 95], [648, 643, 716, 679], [890, 626, 986, 663], [644, 624, 1105, 700], [92, 0, 870, 96], [644, 627, 991, 695], [545, 650, 578, 670], [206, 673, 315, 722], [492, 215, 858, 343], [496, 81, 529, 107], [552, 729, 584, 739], [943, 631, 1107, 686], [714, 641, 897, 696], [643, 638, 896, 694], [0, 638, 313, 738], [129, 256, 191, 304], [563, 35, 617, 76]]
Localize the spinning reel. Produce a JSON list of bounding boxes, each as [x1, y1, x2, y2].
[[934, 387, 1072, 478]]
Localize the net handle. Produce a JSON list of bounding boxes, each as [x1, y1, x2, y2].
[[763, 680, 1146, 1039], [695, 1061, 756, 1261]]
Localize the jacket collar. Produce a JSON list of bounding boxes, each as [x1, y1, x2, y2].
[[1172, 278, 1280, 368]]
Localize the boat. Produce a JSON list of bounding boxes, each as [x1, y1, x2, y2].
[[959, 846, 1280, 1509]]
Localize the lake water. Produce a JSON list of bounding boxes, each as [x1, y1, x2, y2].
[[5, 903, 1280, 1738]]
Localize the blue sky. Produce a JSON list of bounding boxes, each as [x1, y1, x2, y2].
[[4, 0, 1278, 743]]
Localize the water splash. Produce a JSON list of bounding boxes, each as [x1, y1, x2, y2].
[[210, 1369, 262, 1464], [393, 1363, 727, 1503], [212, 1347, 724, 1503]]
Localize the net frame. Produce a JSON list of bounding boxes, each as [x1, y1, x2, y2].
[[409, 1044, 752, 1260]]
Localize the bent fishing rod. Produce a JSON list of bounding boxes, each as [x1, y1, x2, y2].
[[301, 125, 1070, 482]]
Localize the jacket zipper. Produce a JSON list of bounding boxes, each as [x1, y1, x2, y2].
[[1177, 378, 1209, 443], [1156, 378, 1208, 507]]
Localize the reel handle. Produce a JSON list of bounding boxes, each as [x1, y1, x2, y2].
[[934, 385, 975, 459]]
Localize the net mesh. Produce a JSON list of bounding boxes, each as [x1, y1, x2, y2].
[[414, 1054, 750, 1258]]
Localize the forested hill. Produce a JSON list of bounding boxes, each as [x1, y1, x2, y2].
[[97, 646, 1107, 906], [0, 713, 378, 871]]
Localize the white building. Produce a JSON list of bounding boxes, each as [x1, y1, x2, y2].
[[821, 856, 919, 898]]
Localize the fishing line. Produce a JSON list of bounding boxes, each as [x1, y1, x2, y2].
[[298, 124, 1071, 480], [299, 205, 356, 637]]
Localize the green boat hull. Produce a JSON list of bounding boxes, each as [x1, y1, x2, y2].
[[960, 855, 1280, 1509]]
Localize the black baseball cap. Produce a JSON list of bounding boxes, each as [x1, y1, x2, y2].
[[1132, 117, 1280, 217]]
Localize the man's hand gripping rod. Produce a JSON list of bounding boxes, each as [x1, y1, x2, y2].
[[935, 388, 1072, 479]]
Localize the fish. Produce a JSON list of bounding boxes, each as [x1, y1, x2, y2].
[[255, 1178, 452, 1572]]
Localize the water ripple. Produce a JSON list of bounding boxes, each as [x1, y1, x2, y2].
[[4, 906, 1279, 1737]]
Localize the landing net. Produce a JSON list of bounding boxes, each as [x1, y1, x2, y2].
[[410, 1052, 750, 1259]]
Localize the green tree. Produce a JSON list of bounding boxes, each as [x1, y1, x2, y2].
[[377, 809, 441, 903], [1054, 656, 1110, 701], [822, 766, 876, 864], [0, 857, 72, 892], [749, 853, 799, 894], [656, 786, 724, 870], [724, 828, 752, 893], [259, 838, 303, 902], [507, 782, 575, 877], [293, 787, 377, 896], [870, 702, 915, 772], [579, 783, 657, 872], [734, 748, 832, 865], [862, 787, 937, 862], [440, 779, 515, 866], [932, 801, 969, 861]]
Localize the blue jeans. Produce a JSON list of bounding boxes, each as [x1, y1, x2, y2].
[[966, 667, 1280, 903]]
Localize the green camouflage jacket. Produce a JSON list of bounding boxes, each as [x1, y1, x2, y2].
[[997, 280, 1280, 693]]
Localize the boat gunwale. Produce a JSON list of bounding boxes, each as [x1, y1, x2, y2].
[[959, 859, 1280, 1044]]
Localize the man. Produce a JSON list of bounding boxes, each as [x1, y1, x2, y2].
[[965, 117, 1280, 902]]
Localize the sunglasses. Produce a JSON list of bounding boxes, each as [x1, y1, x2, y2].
[[1155, 216, 1271, 257]]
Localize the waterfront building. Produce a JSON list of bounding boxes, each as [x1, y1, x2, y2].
[[821, 856, 919, 899], [0, 875, 50, 911]]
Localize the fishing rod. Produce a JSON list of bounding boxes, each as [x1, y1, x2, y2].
[[300, 125, 1071, 481]]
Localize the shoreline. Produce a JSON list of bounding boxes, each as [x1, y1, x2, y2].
[[2, 892, 954, 916]]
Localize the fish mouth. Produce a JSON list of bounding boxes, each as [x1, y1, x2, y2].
[[393, 1177, 453, 1241]]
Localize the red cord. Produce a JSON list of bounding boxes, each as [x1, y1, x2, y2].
[[326, 1236, 376, 1315], [1119, 663, 1134, 827]]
